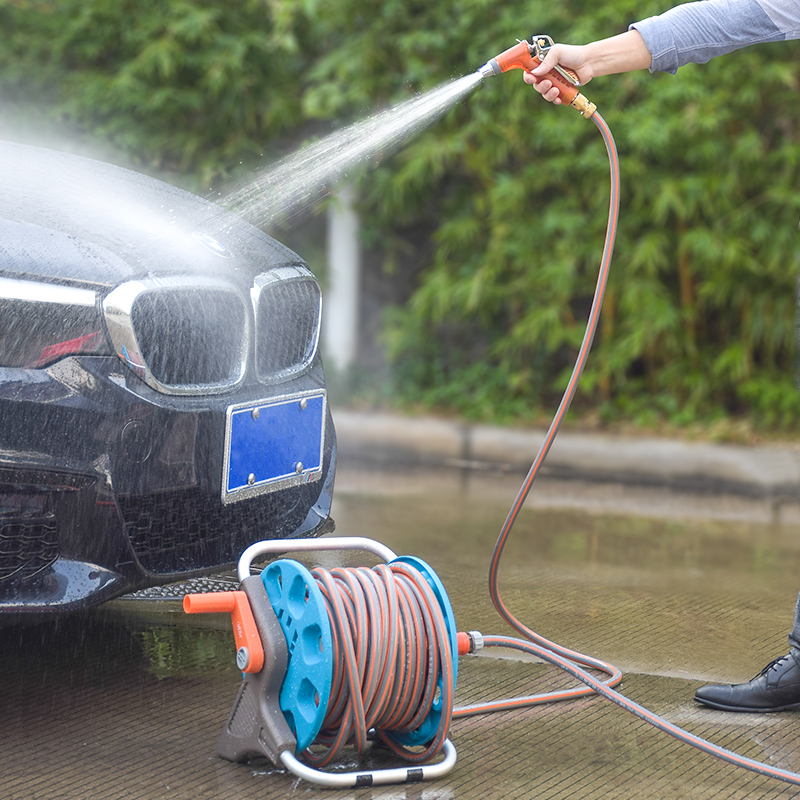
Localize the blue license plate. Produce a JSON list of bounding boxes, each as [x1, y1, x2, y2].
[[222, 392, 326, 503]]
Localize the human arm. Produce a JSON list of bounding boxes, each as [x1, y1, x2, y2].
[[522, 31, 652, 104], [525, 0, 800, 103]]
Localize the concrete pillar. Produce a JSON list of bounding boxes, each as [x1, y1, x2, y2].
[[324, 184, 361, 372]]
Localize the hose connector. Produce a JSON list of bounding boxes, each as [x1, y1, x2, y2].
[[571, 93, 597, 119], [457, 630, 485, 655]]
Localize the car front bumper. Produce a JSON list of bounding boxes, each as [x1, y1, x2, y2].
[[0, 354, 336, 619]]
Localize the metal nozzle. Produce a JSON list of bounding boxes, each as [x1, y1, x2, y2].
[[478, 59, 501, 78]]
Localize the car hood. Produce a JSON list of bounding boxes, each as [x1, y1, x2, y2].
[[0, 140, 303, 292]]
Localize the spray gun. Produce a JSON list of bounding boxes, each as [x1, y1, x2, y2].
[[479, 35, 596, 118]]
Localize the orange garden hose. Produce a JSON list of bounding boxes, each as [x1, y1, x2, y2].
[[465, 110, 623, 715], [187, 42, 800, 788], [456, 108, 800, 789], [305, 562, 455, 768]]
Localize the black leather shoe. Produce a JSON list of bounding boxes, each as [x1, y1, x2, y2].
[[694, 655, 800, 712]]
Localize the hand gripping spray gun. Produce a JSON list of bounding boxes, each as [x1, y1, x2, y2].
[[479, 35, 597, 118]]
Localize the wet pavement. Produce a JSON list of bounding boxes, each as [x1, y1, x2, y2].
[[4, 461, 800, 798]]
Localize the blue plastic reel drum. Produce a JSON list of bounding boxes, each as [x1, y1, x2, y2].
[[261, 559, 333, 753], [385, 555, 459, 748]]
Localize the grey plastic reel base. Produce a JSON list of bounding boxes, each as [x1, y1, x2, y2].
[[216, 574, 297, 765]]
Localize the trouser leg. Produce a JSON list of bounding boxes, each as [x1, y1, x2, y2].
[[788, 589, 800, 667]]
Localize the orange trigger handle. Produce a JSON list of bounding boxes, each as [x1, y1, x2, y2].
[[491, 39, 580, 106]]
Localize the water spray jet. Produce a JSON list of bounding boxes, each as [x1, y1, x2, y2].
[[222, 73, 483, 231], [222, 35, 598, 234]]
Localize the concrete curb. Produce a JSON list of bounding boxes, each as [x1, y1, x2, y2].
[[332, 410, 800, 498]]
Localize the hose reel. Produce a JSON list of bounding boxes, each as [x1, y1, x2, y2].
[[184, 537, 459, 788]]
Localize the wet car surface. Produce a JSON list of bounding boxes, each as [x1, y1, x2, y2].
[[0, 141, 335, 619], [3, 464, 800, 799]]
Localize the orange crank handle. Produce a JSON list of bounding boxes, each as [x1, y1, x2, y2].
[[184, 590, 265, 673]]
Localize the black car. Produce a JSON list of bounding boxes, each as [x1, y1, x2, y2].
[[0, 140, 336, 621]]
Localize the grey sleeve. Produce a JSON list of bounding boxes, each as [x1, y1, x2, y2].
[[630, 0, 800, 74]]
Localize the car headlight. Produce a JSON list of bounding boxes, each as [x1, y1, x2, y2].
[[0, 276, 110, 368]]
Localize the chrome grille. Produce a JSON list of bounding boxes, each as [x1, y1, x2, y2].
[[104, 276, 249, 395], [104, 268, 321, 395], [254, 268, 321, 383], [131, 289, 247, 386]]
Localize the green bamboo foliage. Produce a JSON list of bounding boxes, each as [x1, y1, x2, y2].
[[0, 0, 320, 187], [315, 0, 800, 428], [1, 0, 799, 429]]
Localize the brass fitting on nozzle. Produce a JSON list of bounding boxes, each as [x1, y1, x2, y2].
[[570, 93, 597, 119], [478, 35, 596, 119]]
